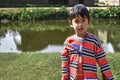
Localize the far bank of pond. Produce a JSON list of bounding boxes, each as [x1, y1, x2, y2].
[[0, 6, 120, 21], [0, 19, 120, 53]]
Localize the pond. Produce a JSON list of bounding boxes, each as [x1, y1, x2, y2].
[[0, 19, 120, 53]]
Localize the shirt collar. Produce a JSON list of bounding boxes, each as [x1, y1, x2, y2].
[[73, 33, 89, 42], [73, 34, 84, 42]]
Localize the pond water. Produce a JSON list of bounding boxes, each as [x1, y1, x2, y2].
[[0, 19, 120, 53]]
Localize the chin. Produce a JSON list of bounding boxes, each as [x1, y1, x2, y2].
[[78, 31, 84, 34], [77, 32, 86, 35]]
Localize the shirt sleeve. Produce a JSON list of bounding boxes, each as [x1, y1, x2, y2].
[[95, 42, 114, 80], [61, 46, 70, 80]]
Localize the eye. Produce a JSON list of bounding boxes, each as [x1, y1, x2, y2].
[[82, 20, 86, 22], [82, 19, 87, 24], [74, 19, 79, 23]]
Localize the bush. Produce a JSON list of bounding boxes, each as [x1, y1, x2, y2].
[[90, 6, 120, 19], [17, 7, 68, 21], [1, 6, 120, 21]]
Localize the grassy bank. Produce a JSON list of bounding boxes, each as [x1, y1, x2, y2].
[[0, 6, 120, 21], [0, 52, 120, 80]]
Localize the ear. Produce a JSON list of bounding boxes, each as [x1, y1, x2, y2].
[[88, 19, 90, 24], [69, 20, 73, 27], [70, 24, 73, 27], [69, 22, 73, 27]]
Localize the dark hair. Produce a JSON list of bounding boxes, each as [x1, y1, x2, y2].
[[69, 4, 90, 23]]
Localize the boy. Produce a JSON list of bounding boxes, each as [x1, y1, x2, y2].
[[61, 4, 114, 80]]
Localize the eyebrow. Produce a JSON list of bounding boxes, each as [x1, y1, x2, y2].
[[75, 17, 88, 21]]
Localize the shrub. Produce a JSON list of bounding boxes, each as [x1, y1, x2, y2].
[[1, 6, 120, 21], [90, 6, 120, 19]]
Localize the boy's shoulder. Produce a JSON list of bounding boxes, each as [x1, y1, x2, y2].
[[87, 33, 98, 39], [65, 35, 75, 43], [86, 33, 101, 43]]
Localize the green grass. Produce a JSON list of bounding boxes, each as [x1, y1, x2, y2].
[[0, 52, 120, 80], [0, 52, 61, 80]]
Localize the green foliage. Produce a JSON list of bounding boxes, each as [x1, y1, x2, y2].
[[90, 9, 104, 18], [1, 6, 120, 20], [17, 7, 68, 21], [90, 6, 120, 19], [18, 8, 33, 21], [56, 6, 68, 19]]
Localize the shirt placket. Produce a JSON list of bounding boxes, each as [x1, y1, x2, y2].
[[76, 41, 83, 80]]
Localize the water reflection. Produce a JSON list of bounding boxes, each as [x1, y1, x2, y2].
[[0, 19, 120, 53], [39, 45, 63, 53], [19, 30, 67, 52], [0, 30, 21, 53], [98, 30, 115, 53], [102, 43, 115, 53]]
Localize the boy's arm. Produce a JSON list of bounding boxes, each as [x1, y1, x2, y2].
[[95, 44, 114, 80], [61, 47, 69, 80]]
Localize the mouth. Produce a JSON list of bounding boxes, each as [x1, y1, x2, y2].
[[78, 28, 84, 31]]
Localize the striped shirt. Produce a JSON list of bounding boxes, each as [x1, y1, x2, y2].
[[61, 33, 114, 80]]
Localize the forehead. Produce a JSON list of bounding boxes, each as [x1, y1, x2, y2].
[[73, 15, 88, 20]]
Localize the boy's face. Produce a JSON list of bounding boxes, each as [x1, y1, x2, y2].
[[70, 15, 89, 37]]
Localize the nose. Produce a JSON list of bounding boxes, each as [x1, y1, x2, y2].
[[77, 22, 83, 26]]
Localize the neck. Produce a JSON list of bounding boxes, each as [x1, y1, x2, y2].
[[77, 33, 87, 38]]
